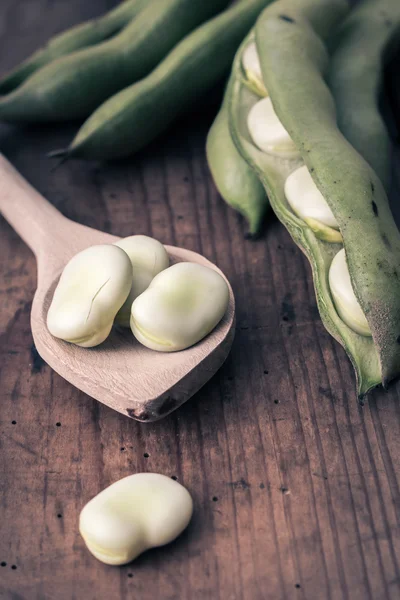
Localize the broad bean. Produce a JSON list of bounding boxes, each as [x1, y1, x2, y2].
[[114, 235, 169, 327], [47, 245, 132, 347], [130, 263, 229, 352], [80, 473, 193, 565]]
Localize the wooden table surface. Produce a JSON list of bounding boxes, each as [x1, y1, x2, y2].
[[1, 1, 400, 599]]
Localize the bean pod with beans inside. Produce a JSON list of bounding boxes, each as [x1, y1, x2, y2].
[[49, 0, 275, 161], [206, 76, 269, 238], [0, 0, 231, 122], [227, 0, 400, 398]]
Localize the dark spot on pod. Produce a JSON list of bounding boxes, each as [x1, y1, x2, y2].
[[212, 496, 218, 502], [260, 483, 265, 489], [295, 584, 301, 589], [279, 14, 295, 23], [370, 181, 375, 193], [372, 201, 378, 216], [310, 168, 314, 173]]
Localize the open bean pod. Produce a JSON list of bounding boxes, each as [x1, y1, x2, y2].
[[228, 0, 400, 397], [329, 0, 400, 192], [206, 76, 269, 237]]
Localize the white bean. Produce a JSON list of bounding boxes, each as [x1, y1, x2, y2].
[[79, 473, 193, 565], [114, 235, 169, 327], [329, 248, 371, 337], [242, 41, 268, 97], [131, 262, 229, 352], [285, 165, 339, 229], [247, 97, 300, 158], [47, 244, 132, 347]]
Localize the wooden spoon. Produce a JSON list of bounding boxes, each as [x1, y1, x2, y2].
[[0, 155, 235, 422]]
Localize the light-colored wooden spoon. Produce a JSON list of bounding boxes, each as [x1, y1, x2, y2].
[[0, 155, 235, 421]]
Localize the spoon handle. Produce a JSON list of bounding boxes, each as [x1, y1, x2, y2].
[[0, 154, 67, 257]]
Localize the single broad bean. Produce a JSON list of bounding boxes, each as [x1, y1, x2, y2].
[[247, 96, 300, 158], [241, 41, 268, 97], [130, 262, 229, 352], [329, 249, 372, 338], [114, 235, 169, 327], [79, 473, 193, 565], [284, 165, 342, 243], [47, 245, 132, 347]]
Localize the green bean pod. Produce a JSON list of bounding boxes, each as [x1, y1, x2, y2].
[[0, 0, 150, 95], [329, 0, 400, 191], [50, 0, 276, 161], [228, 0, 400, 397], [0, 0, 230, 122], [206, 78, 269, 237]]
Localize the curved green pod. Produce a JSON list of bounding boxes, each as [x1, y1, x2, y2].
[[329, 0, 400, 192], [0, 0, 150, 95], [0, 0, 230, 122], [229, 0, 400, 397], [50, 0, 275, 161], [206, 78, 269, 237]]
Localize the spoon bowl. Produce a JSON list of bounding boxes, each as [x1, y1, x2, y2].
[[0, 155, 235, 421]]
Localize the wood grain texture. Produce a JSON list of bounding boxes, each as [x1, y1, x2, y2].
[[0, 0, 399, 599]]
